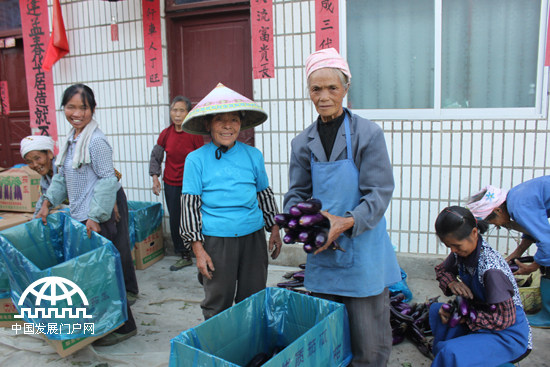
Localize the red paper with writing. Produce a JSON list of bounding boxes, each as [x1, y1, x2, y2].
[[19, 0, 59, 154], [0, 81, 9, 115], [315, 0, 339, 52], [251, 0, 274, 79], [143, 0, 163, 87]]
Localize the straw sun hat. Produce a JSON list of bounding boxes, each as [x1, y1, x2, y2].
[[182, 83, 268, 135]]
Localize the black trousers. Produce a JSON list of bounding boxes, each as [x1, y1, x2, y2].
[[81, 188, 136, 334], [164, 183, 189, 255], [114, 188, 139, 295]]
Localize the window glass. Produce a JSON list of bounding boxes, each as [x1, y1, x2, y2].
[[346, 0, 435, 109], [441, 0, 541, 108], [0, 0, 21, 32]]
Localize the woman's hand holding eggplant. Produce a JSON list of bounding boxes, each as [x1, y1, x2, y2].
[[192, 241, 215, 280], [36, 199, 51, 225], [448, 280, 474, 299], [313, 211, 354, 255], [269, 225, 282, 260], [438, 306, 451, 324]]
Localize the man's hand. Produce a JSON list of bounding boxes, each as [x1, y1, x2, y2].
[[439, 306, 451, 324], [313, 211, 354, 255], [513, 259, 540, 275], [86, 219, 101, 238], [192, 241, 215, 280], [269, 225, 282, 260]]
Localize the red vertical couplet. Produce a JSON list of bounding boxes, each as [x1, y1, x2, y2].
[[546, 6, 550, 66], [19, 0, 59, 154], [142, 0, 163, 87], [315, 0, 339, 52], [251, 0, 274, 79], [0, 81, 9, 115]]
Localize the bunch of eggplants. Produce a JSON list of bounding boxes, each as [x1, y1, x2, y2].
[[440, 296, 497, 328], [390, 293, 438, 360], [274, 198, 345, 253], [276, 266, 312, 295]]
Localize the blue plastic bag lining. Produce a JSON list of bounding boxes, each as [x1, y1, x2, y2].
[[389, 268, 413, 303], [169, 287, 353, 367], [128, 201, 164, 250], [0, 213, 127, 339]]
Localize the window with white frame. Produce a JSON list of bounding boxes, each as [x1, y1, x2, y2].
[[345, 0, 548, 119]]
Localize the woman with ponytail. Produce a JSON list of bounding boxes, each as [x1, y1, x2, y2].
[[429, 206, 531, 367]]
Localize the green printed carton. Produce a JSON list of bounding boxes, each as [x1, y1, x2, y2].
[[0, 166, 41, 213]]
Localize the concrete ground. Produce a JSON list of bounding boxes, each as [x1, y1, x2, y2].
[[0, 252, 549, 366]]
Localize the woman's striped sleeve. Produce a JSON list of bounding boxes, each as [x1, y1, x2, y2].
[[257, 186, 279, 232], [180, 193, 204, 249]]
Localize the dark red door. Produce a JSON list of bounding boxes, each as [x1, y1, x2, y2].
[[168, 6, 254, 145], [0, 39, 31, 167]]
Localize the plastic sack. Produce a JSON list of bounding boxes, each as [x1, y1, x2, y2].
[[128, 201, 164, 250], [0, 213, 127, 340], [169, 287, 352, 367], [389, 268, 413, 303]]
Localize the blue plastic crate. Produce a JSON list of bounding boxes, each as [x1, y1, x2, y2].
[[169, 287, 352, 367]]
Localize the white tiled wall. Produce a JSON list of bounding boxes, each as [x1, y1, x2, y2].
[[52, 0, 171, 233], [49, 0, 550, 257]]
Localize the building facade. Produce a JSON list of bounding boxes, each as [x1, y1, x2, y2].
[[1, 0, 549, 257]]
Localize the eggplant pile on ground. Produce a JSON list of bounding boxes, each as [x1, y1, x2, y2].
[[390, 293, 438, 360], [274, 199, 345, 253], [277, 265, 312, 295], [441, 296, 497, 328], [244, 345, 285, 367]]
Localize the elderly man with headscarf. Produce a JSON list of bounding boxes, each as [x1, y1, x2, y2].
[[283, 48, 401, 366], [468, 176, 550, 328]]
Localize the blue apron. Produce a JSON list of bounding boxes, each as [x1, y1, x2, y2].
[[304, 113, 400, 297], [430, 256, 530, 367]]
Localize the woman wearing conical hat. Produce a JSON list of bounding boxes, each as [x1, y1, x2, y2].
[[180, 83, 282, 319]]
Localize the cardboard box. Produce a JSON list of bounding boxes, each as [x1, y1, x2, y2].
[[0, 166, 41, 213], [0, 298, 24, 328], [0, 211, 34, 231], [40, 329, 114, 357], [134, 224, 164, 270], [169, 288, 352, 367]]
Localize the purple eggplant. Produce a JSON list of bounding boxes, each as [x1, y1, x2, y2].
[[303, 243, 315, 253], [413, 310, 429, 327], [468, 306, 477, 323], [288, 218, 300, 229], [274, 213, 292, 227], [298, 230, 315, 243], [277, 280, 304, 288], [392, 334, 405, 345], [283, 230, 298, 244], [299, 263, 306, 269], [289, 205, 302, 217], [314, 228, 329, 247], [245, 352, 269, 367], [508, 256, 534, 265], [390, 293, 406, 304], [271, 345, 284, 358], [299, 213, 326, 227], [390, 304, 414, 323], [441, 303, 452, 313], [292, 272, 305, 281], [509, 264, 519, 273], [457, 296, 469, 316], [448, 310, 463, 328], [296, 199, 322, 214]]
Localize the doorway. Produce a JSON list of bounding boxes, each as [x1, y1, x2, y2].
[[167, 5, 254, 145], [0, 38, 31, 168]]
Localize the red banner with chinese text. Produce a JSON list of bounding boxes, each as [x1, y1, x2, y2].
[[143, 0, 163, 87], [251, 0, 274, 79], [19, 0, 59, 154], [315, 0, 339, 52]]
